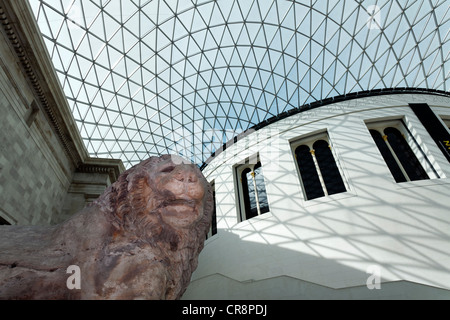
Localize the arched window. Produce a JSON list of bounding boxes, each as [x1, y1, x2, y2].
[[293, 136, 347, 200], [370, 129, 406, 183], [385, 127, 429, 181], [368, 121, 434, 183], [313, 140, 347, 196], [295, 145, 324, 200], [236, 158, 270, 221]]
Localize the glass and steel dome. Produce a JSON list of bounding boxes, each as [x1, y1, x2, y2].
[[28, 0, 449, 168]]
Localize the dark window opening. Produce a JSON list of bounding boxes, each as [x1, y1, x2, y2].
[[295, 145, 324, 200], [370, 129, 407, 183], [313, 140, 347, 195], [294, 137, 346, 200], [410, 104, 450, 164], [237, 160, 270, 221], [384, 127, 429, 181], [369, 123, 431, 183], [206, 181, 217, 239]]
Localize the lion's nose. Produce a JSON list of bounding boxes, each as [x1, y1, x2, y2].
[[173, 165, 198, 183]]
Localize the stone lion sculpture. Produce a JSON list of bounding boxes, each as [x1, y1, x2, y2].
[[0, 155, 213, 299]]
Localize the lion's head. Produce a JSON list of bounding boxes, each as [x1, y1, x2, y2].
[[92, 155, 213, 298], [96, 155, 213, 248]]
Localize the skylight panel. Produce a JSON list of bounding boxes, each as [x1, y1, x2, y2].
[[28, 0, 449, 168]]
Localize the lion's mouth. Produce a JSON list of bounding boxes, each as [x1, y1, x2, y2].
[[160, 199, 197, 214]]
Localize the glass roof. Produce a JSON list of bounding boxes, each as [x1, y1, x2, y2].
[[28, 0, 449, 168]]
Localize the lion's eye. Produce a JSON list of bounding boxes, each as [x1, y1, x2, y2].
[[161, 165, 175, 173]]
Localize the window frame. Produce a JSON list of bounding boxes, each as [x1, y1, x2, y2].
[[290, 130, 349, 202], [366, 118, 440, 183], [234, 154, 270, 223]]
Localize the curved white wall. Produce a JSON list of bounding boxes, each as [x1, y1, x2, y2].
[[183, 93, 450, 299]]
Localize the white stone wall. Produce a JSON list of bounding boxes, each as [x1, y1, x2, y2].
[[183, 93, 450, 299]]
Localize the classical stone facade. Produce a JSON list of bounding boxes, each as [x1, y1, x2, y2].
[[0, 1, 124, 225]]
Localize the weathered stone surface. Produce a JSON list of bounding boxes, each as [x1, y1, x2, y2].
[[0, 155, 213, 299]]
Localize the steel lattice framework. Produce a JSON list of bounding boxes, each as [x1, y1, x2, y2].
[[29, 0, 449, 168]]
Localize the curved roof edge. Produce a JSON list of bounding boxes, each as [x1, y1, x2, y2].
[[200, 87, 450, 171]]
